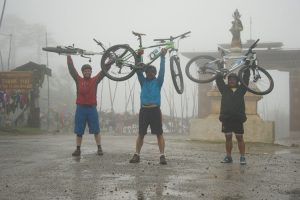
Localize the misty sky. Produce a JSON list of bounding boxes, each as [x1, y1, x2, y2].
[[3, 0, 300, 51], [0, 0, 298, 125]]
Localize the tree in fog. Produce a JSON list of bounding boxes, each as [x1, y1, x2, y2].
[[0, 15, 51, 68]]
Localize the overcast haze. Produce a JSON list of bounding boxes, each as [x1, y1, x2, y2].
[[0, 0, 298, 136], [3, 0, 300, 50]]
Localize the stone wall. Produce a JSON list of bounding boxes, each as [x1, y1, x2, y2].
[[189, 87, 275, 143]]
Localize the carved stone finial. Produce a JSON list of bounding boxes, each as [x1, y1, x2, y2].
[[230, 9, 243, 52]]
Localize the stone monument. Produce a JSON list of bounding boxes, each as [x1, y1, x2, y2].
[[189, 10, 274, 143], [230, 9, 243, 53]]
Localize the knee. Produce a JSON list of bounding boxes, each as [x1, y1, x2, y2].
[[235, 135, 244, 142], [138, 135, 144, 141], [157, 134, 164, 140], [225, 134, 232, 141]]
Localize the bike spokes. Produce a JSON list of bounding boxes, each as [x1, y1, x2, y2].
[[239, 66, 274, 95], [170, 56, 184, 94], [101, 45, 138, 81], [185, 55, 219, 83]]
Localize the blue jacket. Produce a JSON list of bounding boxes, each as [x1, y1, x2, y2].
[[137, 57, 165, 107]]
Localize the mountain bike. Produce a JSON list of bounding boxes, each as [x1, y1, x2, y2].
[[185, 39, 274, 95], [42, 39, 106, 62], [100, 31, 191, 94]]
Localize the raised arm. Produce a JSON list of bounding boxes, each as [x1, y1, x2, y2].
[[96, 63, 112, 83], [67, 55, 79, 81], [240, 68, 250, 94], [215, 73, 226, 94], [157, 48, 167, 85], [136, 49, 145, 85]]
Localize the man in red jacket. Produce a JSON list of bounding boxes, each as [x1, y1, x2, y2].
[[67, 55, 110, 156]]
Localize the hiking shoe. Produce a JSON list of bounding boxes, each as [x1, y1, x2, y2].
[[221, 156, 233, 163], [240, 156, 247, 165], [129, 154, 140, 163], [97, 147, 103, 156], [159, 155, 167, 165], [72, 149, 81, 157]]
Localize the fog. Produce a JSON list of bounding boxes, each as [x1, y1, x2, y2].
[[0, 0, 299, 136]]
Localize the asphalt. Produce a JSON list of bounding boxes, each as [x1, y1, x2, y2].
[[0, 132, 299, 200]]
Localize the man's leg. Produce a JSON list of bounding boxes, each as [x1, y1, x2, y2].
[[225, 133, 233, 156], [73, 105, 85, 157], [157, 134, 167, 165], [72, 135, 82, 156], [129, 134, 144, 163], [235, 134, 245, 155], [76, 135, 83, 146], [221, 133, 233, 163], [236, 134, 246, 165], [94, 133, 103, 155], [87, 106, 102, 155], [94, 133, 101, 145], [135, 134, 144, 154], [130, 108, 146, 163], [157, 134, 165, 154]]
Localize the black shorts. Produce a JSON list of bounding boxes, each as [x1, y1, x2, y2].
[[139, 107, 163, 135], [222, 120, 244, 134]]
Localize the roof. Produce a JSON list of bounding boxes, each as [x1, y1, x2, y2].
[[12, 61, 51, 76]]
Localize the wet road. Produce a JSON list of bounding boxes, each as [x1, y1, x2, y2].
[[0, 133, 299, 200]]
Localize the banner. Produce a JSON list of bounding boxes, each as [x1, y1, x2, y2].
[[0, 71, 33, 91]]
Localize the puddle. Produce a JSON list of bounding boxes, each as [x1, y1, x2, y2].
[[274, 149, 292, 155]]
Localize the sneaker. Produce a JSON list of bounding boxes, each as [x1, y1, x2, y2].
[[129, 154, 140, 163], [97, 147, 103, 156], [159, 155, 167, 165], [240, 156, 247, 165], [221, 156, 233, 163], [72, 149, 81, 157]]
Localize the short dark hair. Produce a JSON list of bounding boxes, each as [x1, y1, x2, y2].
[[227, 73, 238, 80], [81, 64, 92, 72], [145, 65, 157, 74]]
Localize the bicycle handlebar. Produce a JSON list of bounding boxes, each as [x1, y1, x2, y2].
[[153, 31, 191, 42], [93, 38, 106, 51], [245, 39, 260, 56]]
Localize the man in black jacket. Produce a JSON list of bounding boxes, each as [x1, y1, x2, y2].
[[216, 69, 250, 165]]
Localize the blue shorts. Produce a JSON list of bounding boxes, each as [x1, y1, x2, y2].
[[74, 105, 100, 136]]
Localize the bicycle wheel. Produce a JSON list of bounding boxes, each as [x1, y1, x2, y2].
[[238, 65, 274, 95], [170, 56, 184, 94], [101, 44, 138, 81], [42, 46, 77, 55], [185, 55, 219, 83]]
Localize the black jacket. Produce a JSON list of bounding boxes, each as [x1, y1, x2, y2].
[[216, 70, 250, 123]]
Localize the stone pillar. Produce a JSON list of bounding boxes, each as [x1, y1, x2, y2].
[[290, 70, 300, 131], [189, 86, 275, 143], [198, 84, 211, 118]]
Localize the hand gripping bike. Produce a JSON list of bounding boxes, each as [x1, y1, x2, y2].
[[185, 39, 274, 95], [42, 39, 106, 62], [100, 31, 191, 94]]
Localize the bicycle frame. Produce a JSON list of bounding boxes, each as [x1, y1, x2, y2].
[[140, 41, 175, 66], [42, 38, 106, 62], [124, 31, 190, 70], [207, 47, 256, 77]]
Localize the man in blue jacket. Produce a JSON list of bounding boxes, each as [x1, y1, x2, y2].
[[129, 48, 167, 165]]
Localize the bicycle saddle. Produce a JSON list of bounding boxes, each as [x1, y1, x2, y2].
[[132, 31, 146, 37]]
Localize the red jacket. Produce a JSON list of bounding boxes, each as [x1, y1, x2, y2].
[[67, 56, 105, 106]]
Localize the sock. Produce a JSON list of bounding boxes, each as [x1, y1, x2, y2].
[[160, 153, 165, 157], [76, 146, 80, 151], [97, 145, 102, 150]]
